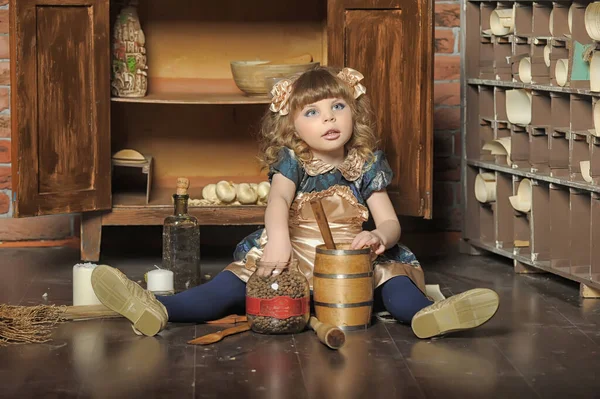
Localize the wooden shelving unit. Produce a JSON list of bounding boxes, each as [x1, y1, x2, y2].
[[461, 0, 600, 296]]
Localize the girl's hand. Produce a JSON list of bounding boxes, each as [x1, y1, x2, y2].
[[257, 240, 293, 277], [351, 230, 386, 255]]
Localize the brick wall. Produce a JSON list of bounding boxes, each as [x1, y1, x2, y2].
[[432, 0, 461, 231], [0, 1, 10, 218]]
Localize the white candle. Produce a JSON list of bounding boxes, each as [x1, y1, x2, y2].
[[146, 268, 174, 295], [73, 263, 102, 306]]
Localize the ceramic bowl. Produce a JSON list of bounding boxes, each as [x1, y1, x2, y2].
[[230, 61, 320, 96]]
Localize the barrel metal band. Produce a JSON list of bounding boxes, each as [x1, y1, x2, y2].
[[338, 324, 371, 331], [313, 271, 374, 279], [313, 300, 373, 308]]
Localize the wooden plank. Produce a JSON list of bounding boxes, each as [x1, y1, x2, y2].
[[0, 214, 74, 241], [111, 91, 271, 105], [81, 212, 102, 262], [102, 206, 265, 226], [468, 78, 600, 97], [467, 159, 600, 193]]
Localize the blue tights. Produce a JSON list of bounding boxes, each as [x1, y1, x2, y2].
[[157, 270, 433, 324]]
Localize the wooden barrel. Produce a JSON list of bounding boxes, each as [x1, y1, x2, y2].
[[313, 242, 373, 331]]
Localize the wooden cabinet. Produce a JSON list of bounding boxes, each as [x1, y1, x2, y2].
[[10, 0, 433, 261]]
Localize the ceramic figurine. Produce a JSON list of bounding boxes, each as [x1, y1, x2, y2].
[[111, 0, 148, 97]]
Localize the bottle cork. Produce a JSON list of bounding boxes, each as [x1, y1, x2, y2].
[[176, 177, 189, 195]]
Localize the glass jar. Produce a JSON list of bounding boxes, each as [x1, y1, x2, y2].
[[246, 259, 310, 334]]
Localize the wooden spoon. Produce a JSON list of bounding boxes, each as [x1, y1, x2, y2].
[[310, 199, 336, 249], [187, 323, 251, 345]]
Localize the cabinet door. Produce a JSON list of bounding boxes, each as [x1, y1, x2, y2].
[[10, 0, 111, 217], [328, 0, 434, 218]]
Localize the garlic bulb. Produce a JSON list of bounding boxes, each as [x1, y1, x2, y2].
[[216, 180, 236, 203], [250, 183, 258, 191], [257, 181, 271, 202], [236, 183, 258, 204], [201, 183, 219, 203]]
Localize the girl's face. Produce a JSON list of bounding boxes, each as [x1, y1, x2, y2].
[[293, 97, 353, 164]]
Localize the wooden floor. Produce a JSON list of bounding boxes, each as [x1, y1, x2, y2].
[[2, 244, 600, 398]]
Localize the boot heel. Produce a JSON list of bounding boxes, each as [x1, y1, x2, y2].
[[411, 311, 441, 339], [133, 310, 162, 337]]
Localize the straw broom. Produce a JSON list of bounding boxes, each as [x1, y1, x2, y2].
[[0, 304, 121, 346]]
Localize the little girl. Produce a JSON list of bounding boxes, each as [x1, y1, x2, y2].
[[91, 66, 499, 339]]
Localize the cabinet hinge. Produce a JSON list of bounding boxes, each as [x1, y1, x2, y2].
[[419, 197, 425, 215], [12, 192, 16, 202]]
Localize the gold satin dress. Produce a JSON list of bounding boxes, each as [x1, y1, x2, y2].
[[224, 147, 427, 295]]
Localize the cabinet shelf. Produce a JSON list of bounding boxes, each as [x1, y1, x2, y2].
[[111, 92, 271, 105], [466, 159, 600, 193], [108, 186, 266, 225], [467, 78, 600, 97]]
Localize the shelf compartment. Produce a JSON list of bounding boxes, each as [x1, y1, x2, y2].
[[529, 126, 550, 173], [549, 183, 571, 272], [591, 193, 600, 283], [570, 94, 594, 134], [532, 2, 552, 37], [494, 87, 509, 121], [514, 3, 533, 37], [465, 166, 481, 242], [495, 172, 515, 249], [549, 40, 569, 87], [512, 176, 531, 254], [479, 85, 495, 120], [549, 92, 570, 176], [569, 188, 591, 279], [466, 85, 484, 159], [479, 2, 496, 80], [531, 180, 550, 262], [528, 91, 551, 172], [570, 132, 589, 181], [512, 40, 530, 83], [590, 135, 600, 184], [510, 124, 530, 168], [550, 3, 571, 39], [473, 168, 496, 245], [570, 1, 593, 45], [493, 36, 513, 80], [530, 38, 551, 85], [136, 0, 327, 95]]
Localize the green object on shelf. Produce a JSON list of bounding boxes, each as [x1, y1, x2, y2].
[[571, 41, 592, 82]]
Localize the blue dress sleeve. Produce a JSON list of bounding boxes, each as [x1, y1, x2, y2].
[[268, 147, 303, 187], [360, 150, 393, 200]]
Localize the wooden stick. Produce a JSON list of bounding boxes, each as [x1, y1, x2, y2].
[[62, 304, 122, 321], [310, 199, 336, 250]]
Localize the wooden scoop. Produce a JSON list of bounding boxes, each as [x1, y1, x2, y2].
[[187, 323, 251, 345], [310, 199, 336, 249], [309, 316, 346, 350]]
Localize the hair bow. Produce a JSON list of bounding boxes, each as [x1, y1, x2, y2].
[[269, 79, 294, 116], [337, 67, 367, 99]]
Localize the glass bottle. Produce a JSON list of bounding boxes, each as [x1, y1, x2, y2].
[[246, 259, 310, 334], [162, 177, 200, 292]]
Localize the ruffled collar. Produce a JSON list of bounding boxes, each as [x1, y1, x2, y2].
[[300, 149, 365, 181]]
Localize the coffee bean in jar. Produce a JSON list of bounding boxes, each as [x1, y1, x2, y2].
[[246, 259, 310, 334]]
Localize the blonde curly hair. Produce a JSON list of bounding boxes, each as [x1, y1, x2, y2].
[[257, 66, 379, 170]]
